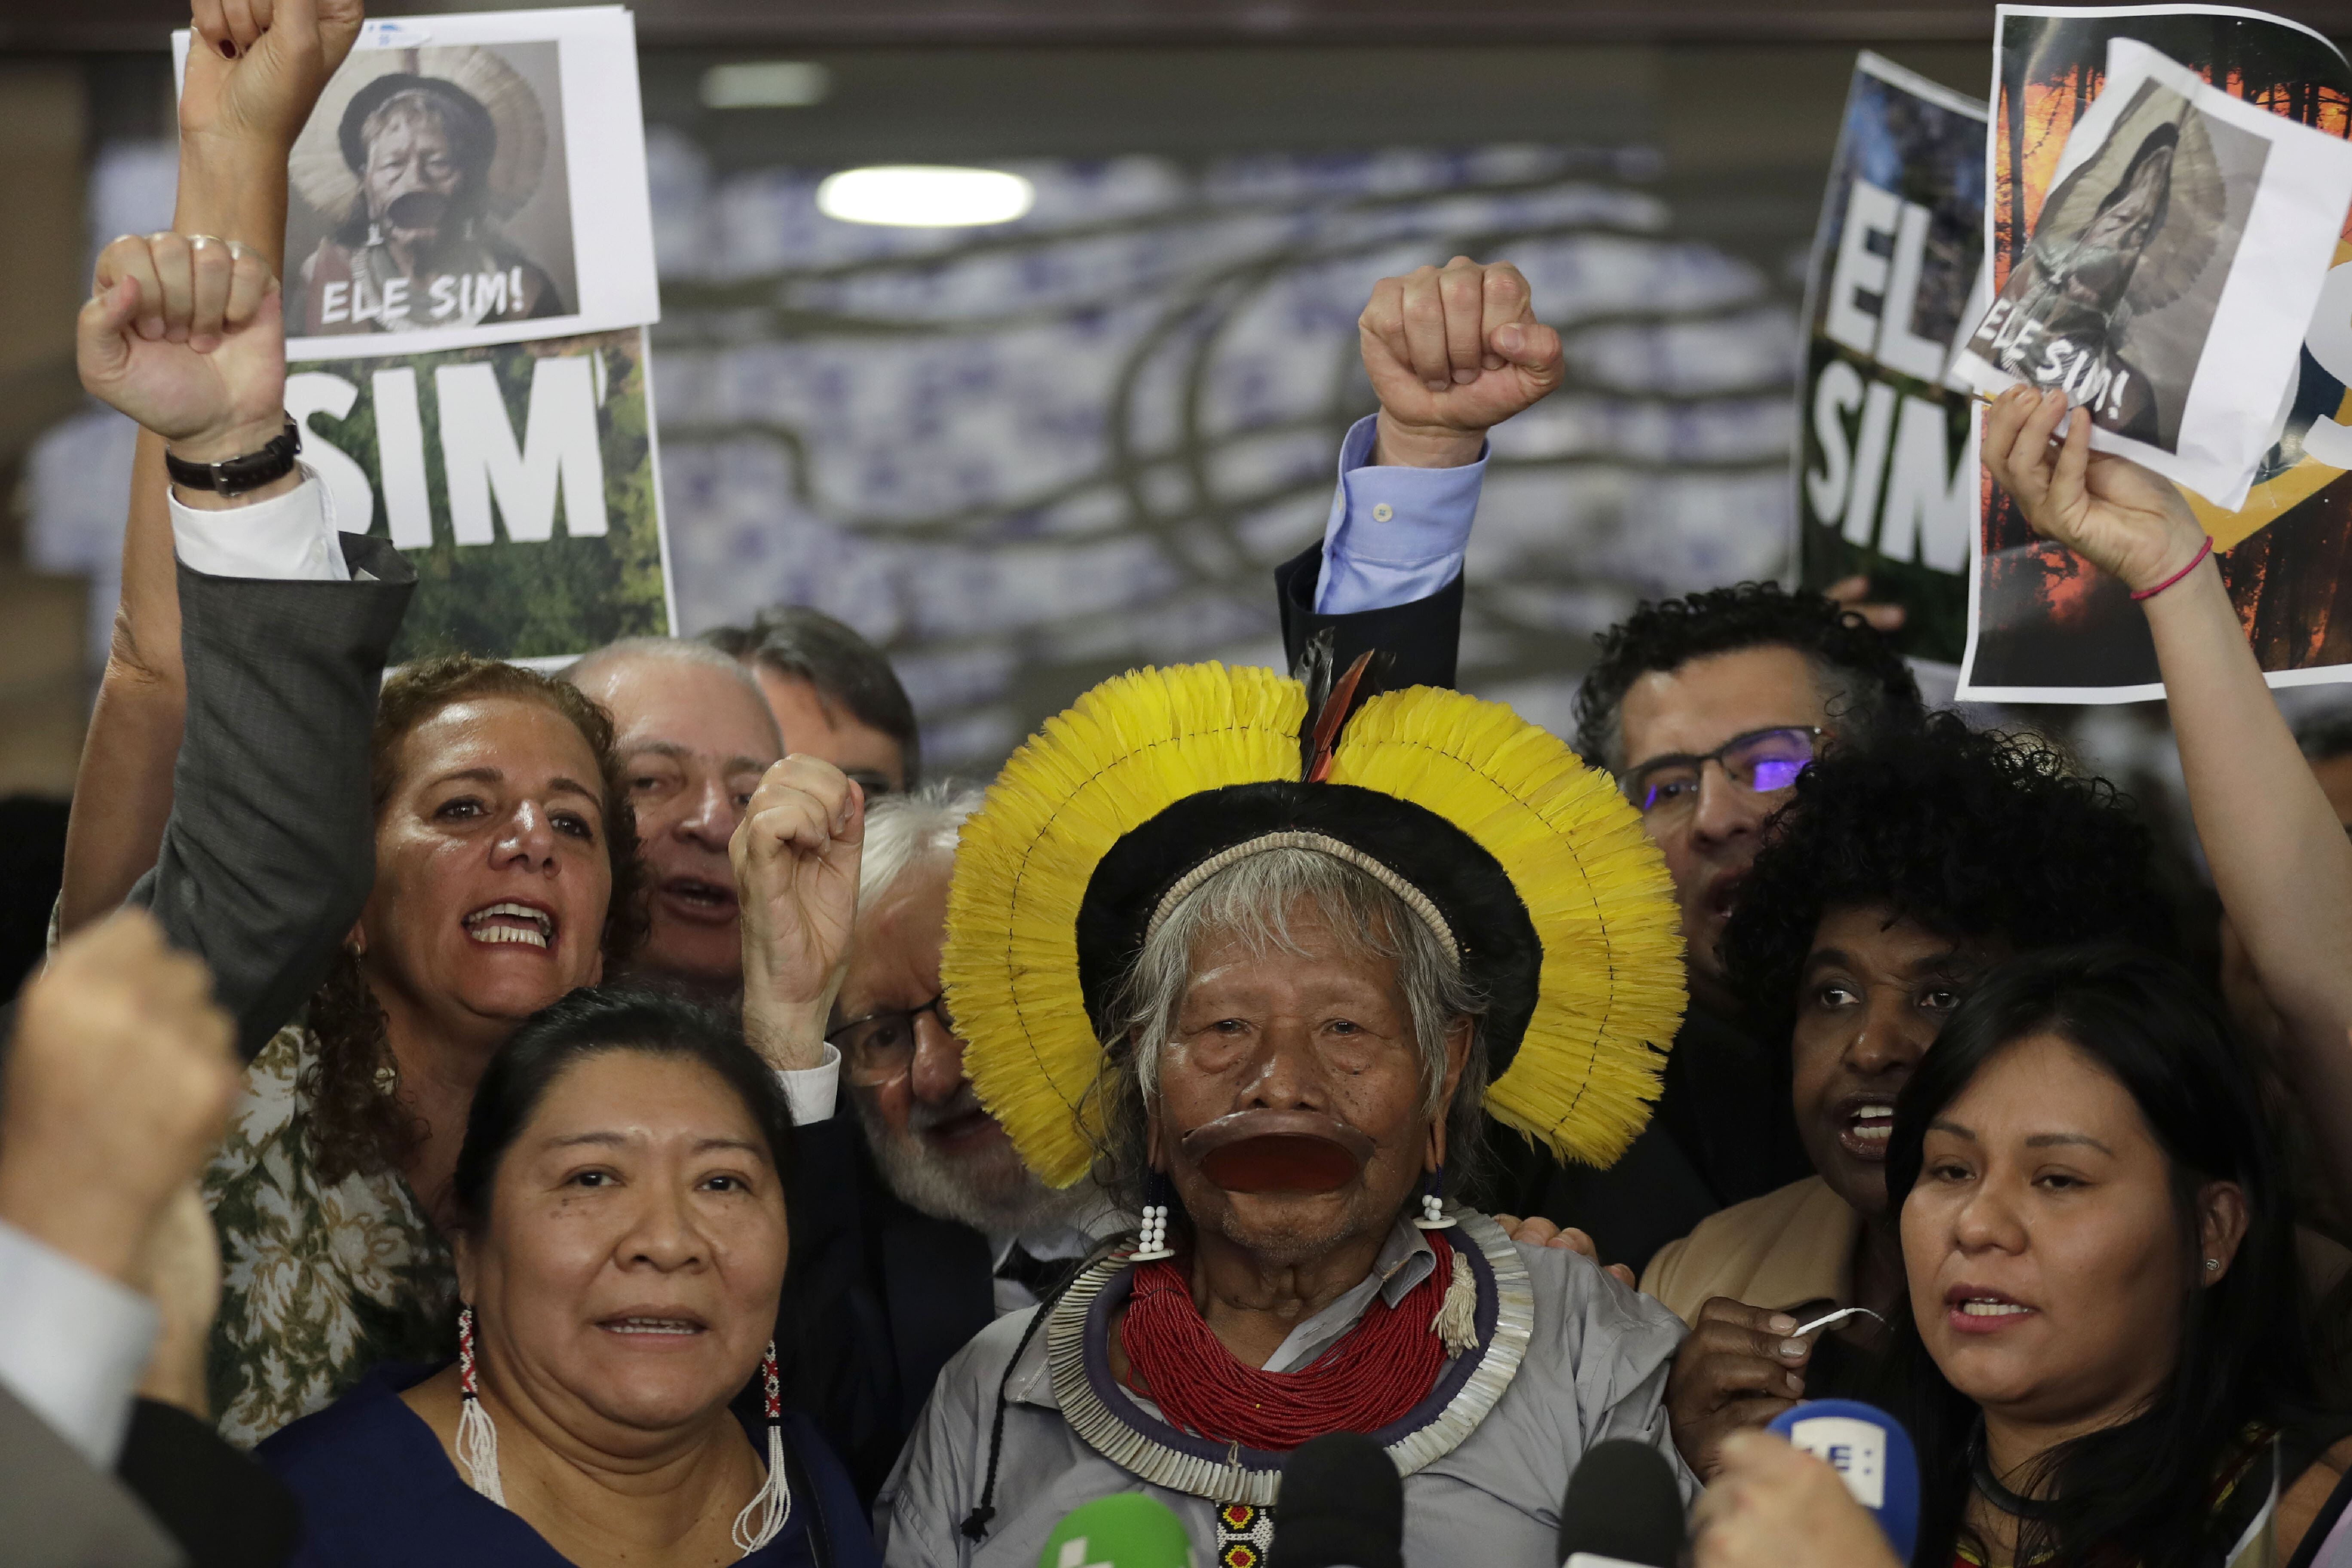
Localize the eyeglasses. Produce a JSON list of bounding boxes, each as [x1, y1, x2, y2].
[[1619, 726, 1823, 820], [827, 992, 955, 1087]]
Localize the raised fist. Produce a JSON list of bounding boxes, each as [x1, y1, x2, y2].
[[79, 231, 286, 463], [0, 910, 240, 1286], [1359, 255, 1565, 464], [184, 0, 367, 159], [732, 756, 865, 1071]]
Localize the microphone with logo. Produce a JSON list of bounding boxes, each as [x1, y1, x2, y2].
[[1038, 1494, 1200, 1568], [1765, 1400, 1920, 1561], [1554, 1438, 1687, 1568], [1268, 1431, 1404, 1568]]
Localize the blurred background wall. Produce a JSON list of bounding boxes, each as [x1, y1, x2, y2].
[[6, 1, 2350, 801]]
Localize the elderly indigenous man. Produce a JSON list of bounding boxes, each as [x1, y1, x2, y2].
[[878, 660, 1693, 1566], [566, 638, 786, 996]]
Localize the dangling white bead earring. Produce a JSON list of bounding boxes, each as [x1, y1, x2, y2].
[[1414, 1167, 1457, 1231], [455, 1305, 506, 1506], [1132, 1203, 1175, 1262], [732, 1340, 793, 1552]]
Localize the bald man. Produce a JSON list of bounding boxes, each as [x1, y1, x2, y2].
[[566, 638, 784, 995]]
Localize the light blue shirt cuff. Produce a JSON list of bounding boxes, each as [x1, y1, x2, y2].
[[1313, 413, 1486, 616], [0, 1219, 157, 1468], [776, 1043, 841, 1126]]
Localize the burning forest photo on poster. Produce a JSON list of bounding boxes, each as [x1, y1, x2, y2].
[[1957, 6, 2352, 703], [1966, 74, 2261, 456]]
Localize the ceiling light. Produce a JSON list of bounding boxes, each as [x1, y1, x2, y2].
[[815, 166, 1035, 227], [701, 61, 831, 109]]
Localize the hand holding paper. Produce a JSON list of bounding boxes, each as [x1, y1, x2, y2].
[[1982, 382, 2210, 595]]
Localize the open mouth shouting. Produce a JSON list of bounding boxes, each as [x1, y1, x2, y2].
[[464, 900, 557, 951], [1837, 1097, 1897, 1161], [657, 876, 738, 927]]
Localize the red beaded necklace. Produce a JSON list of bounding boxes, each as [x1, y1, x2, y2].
[[1118, 1231, 1455, 1452]]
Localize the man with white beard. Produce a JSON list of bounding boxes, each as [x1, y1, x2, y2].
[[786, 785, 1121, 1503], [836, 784, 1118, 1291]]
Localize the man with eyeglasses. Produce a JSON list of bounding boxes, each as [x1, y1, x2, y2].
[[1507, 587, 1925, 1273]]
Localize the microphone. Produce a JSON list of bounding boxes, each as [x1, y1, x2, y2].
[[1766, 1399, 1920, 1562], [1555, 1438, 1686, 1568], [1038, 1493, 1198, 1568], [1271, 1431, 1404, 1568]]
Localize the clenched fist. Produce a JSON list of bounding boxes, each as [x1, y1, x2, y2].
[[1359, 255, 1565, 467], [733, 756, 865, 1071], [0, 911, 241, 1286], [80, 230, 287, 469]]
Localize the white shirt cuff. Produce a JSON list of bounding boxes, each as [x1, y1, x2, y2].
[[168, 466, 350, 582], [0, 1219, 158, 1468], [776, 1043, 841, 1126]]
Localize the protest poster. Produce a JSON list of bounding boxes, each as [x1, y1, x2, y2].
[[174, 8, 670, 664], [1797, 52, 1988, 666], [1958, 6, 2352, 702], [1953, 37, 2352, 510]]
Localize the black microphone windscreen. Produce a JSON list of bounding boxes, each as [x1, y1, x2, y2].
[[1555, 1439, 1685, 1568], [1272, 1431, 1404, 1568]]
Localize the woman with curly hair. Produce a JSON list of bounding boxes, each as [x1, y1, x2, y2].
[[1647, 711, 2177, 1476], [199, 654, 642, 1446]]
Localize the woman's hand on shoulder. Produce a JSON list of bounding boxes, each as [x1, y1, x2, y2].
[[1491, 1212, 1635, 1288], [1981, 383, 2210, 596]]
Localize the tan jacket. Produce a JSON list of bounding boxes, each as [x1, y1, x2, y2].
[[1640, 1175, 1862, 1327]]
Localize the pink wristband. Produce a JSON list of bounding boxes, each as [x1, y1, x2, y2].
[[2129, 535, 2213, 601]]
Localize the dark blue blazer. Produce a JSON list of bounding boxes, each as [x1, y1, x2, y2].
[[256, 1364, 878, 1568]]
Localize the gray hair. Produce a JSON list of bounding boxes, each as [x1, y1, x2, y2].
[[858, 781, 984, 910], [1089, 845, 1488, 1210], [563, 637, 783, 754]]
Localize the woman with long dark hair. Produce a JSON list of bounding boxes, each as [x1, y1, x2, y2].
[[1882, 945, 2343, 1568]]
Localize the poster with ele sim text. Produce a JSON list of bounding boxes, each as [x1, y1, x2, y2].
[[1798, 52, 1989, 669], [1957, 6, 2352, 703], [174, 9, 671, 663]]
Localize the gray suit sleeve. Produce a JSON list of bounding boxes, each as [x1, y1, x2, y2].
[[0, 1384, 185, 1568], [126, 534, 415, 1060]]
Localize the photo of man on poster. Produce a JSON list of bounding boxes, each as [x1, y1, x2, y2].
[[291, 44, 576, 337]]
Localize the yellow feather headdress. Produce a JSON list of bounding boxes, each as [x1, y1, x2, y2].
[[942, 662, 1685, 1188]]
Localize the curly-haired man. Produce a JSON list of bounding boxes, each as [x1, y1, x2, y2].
[[1648, 713, 2174, 1474]]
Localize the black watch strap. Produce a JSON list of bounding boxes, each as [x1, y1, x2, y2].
[[164, 420, 301, 497]]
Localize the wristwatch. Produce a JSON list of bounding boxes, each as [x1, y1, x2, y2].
[[163, 420, 301, 497]]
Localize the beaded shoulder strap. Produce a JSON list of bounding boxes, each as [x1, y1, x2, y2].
[[1044, 1211, 1534, 1504]]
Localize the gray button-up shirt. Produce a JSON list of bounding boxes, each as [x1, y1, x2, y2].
[[876, 1217, 1695, 1567]]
